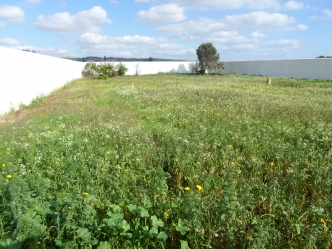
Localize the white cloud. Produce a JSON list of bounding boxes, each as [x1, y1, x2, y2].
[[283, 1, 307, 10], [265, 39, 300, 50], [0, 38, 70, 57], [26, 0, 42, 4], [157, 11, 303, 41], [35, 6, 111, 33], [170, 0, 281, 10], [251, 32, 266, 38], [310, 9, 332, 20], [110, 0, 119, 4], [222, 11, 295, 30], [0, 5, 25, 23], [0, 37, 21, 46], [137, 4, 186, 25], [296, 24, 307, 30], [19, 46, 69, 56], [157, 18, 225, 40], [135, 0, 150, 2], [323, 9, 332, 19], [152, 43, 194, 56], [77, 32, 166, 57]]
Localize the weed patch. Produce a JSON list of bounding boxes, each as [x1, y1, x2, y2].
[[1, 74, 332, 248]]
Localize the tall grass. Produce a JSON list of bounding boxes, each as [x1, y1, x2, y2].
[[1, 74, 332, 248]]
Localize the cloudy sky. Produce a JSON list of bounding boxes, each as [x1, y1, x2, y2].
[[0, 0, 331, 60]]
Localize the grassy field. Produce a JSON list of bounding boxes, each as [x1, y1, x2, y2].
[[1, 74, 332, 248]]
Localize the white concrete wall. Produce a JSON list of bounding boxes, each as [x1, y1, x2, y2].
[[92, 61, 194, 75], [1, 45, 331, 115], [0, 46, 83, 115], [222, 59, 332, 80]]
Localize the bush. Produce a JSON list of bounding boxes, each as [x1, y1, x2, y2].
[[116, 63, 128, 76], [97, 63, 115, 79], [82, 62, 98, 77], [82, 62, 128, 79]]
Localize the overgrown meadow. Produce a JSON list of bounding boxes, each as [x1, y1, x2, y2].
[[1, 74, 332, 248]]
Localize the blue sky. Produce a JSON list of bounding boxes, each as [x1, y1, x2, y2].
[[0, 0, 331, 60]]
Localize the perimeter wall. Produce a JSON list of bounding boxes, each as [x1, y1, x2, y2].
[[222, 59, 332, 80], [1, 45, 332, 115], [0, 46, 83, 115]]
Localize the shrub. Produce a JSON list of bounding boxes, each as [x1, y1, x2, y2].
[[97, 63, 115, 79], [116, 63, 128, 76], [82, 62, 98, 77], [82, 62, 128, 79]]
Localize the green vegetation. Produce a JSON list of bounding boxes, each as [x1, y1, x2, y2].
[[1, 74, 332, 248], [195, 43, 223, 74], [82, 62, 128, 79]]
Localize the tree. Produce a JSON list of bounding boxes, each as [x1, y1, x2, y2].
[[196, 43, 220, 74]]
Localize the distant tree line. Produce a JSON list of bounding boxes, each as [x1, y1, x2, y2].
[[316, 55, 332, 58], [22, 49, 36, 53]]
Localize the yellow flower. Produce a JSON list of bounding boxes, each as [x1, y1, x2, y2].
[[231, 162, 235, 165], [196, 185, 203, 191], [236, 163, 241, 167], [184, 187, 190, 191], [82, 191, 88, 195], [68, 206, 72, 210], [197, 197, 201, 201], [124, 169, 128, 172], [80, 108, 84, 111], [6, 174, 13, 179], [247, 236, 253, 241], [270, 162, 274, 166], [320, 218, 327, 226], [1, 163, 5, 167]]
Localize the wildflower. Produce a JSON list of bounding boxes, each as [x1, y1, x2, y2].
[[247, 236, 253, 241], [196, 185, 203, 191], [270, 162, 274, 166], [228, 145, 233, 149], [320, 218, 327, 226], [197, 197, 201, 201], [1, 163, 5, 167], [236, 163, 241, 167], [80, 108, 83, 111], [231, 162, 235, 165], [6, 174, 13, 179], [216, 113, 220, 117], [124, 169, 128, 172], [184, 187, 190, 191], [68, 206, 72, 210], [82, 191, 88, 195]]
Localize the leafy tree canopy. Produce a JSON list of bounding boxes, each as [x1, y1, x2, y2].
[[196, 43, 220, 74]]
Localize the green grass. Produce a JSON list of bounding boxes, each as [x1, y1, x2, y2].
[[1, 74, 332, 248]]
